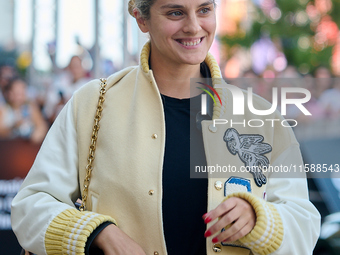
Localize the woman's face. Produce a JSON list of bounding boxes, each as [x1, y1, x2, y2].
[[143, 0, 216, 66], [8, 80, 27, 107]]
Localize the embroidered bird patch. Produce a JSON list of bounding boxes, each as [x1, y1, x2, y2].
[[223, 128, 272, 187]]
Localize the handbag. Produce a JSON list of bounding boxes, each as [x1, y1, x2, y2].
[[20, 78, 108, 254]]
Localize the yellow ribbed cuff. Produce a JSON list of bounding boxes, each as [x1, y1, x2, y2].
[[224, 192, 283, 255], [45, 208, 117, 255]]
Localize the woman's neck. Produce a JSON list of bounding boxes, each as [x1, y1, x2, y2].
[[150, 54, 203, 99]]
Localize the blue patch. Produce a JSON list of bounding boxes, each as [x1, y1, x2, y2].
[[224, 177, 251, 197]]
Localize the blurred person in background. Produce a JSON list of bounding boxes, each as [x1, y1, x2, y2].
[[314, 66, 332, 99], [0, 77, 48, 144], [318, 78, 340, 119], [44, 55, 91, 124], [293, 74, 326, 123], [0, 64, 17, 104]]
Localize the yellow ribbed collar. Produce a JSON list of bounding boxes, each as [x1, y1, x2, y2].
[[140, 41, 221, 79], [140, 41, 225, 119]]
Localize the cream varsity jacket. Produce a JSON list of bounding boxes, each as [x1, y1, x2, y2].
[[11, 42, 320, 255]]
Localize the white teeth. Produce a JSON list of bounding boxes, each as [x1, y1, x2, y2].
[[179, 38, 202, 46]]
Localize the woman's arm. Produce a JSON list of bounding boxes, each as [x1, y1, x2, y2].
[[12, 92, 148, 255], [0, 106, 14, 137], [262, 145, 321, 254], [11, 98, 116, 254], [204, 145, 320, 255]]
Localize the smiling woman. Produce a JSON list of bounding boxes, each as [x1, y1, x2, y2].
[[131, 0, 216, 98], [11, 0, 320, 255]]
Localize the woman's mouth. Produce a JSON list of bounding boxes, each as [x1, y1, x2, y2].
[[175, 37, 204, 47]]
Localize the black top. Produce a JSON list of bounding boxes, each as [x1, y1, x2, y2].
[[161, 95, 207, 255], [161, 63, 211, 255]]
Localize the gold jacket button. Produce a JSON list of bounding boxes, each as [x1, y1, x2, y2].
[[154, 252, 159, 255], [214, 181, 223, 191], [152, 134, 158, 139], [148, 190, 154, 196], [212, 243, 222, 252]]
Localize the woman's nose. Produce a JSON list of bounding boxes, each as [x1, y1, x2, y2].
[[182, 14, 201, 34]]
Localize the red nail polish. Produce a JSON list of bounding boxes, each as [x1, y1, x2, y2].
[[212, 237, 218, 243], [204, 216, 212, 224], [204, 230, 212, 237]]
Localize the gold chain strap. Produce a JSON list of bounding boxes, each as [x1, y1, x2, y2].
[[80, 78, 107, 211]]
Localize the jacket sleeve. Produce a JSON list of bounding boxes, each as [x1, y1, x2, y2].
[[11, 98, 116, 255], [226, 144, 320, 255]]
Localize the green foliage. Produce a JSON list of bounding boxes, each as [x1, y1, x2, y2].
[[219, 0, 334, 73], [329, 0, 340, 26]]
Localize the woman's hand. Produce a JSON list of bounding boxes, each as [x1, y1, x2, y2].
[[93, 224, 146, 255], [203, 197, 256, 243]]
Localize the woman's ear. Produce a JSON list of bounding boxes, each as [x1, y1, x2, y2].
[[134, 9, 149, 33]]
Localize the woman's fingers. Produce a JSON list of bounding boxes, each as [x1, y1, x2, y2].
[[223, 222, 254, 242], [203, 197, 238, 224], [204, 202, 241, 238], [211, 216, 249, 243], [203, 197, 256, 243]]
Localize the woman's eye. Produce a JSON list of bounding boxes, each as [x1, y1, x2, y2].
[[200, 7, 210, 14], [169, 11, 182, 17]]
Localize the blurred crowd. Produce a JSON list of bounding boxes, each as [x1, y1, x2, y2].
[[0, 54, 91, 144], [0, 55, 339, 145]]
